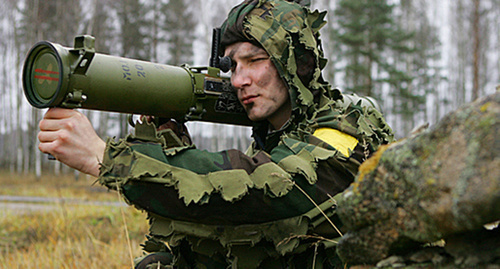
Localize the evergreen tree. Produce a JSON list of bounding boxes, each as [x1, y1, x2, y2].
[[85, 0, 115, 54], [392, 0, 444, 135], [332, 0, 414, 99], [113, 0, 152, 138], [114, 0, 151, 61], [162, 0, 196, 65]]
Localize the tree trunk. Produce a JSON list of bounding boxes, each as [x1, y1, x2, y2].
[[472, 0, 481, 101]]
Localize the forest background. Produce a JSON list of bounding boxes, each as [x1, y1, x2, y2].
[[0, 0, 498, 178]]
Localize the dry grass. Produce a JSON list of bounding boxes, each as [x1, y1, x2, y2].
[[0, 171, 149, 268], [0, 171, 116, 201]]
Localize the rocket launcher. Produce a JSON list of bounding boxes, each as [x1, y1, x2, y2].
[[22, 35, 252, 126]]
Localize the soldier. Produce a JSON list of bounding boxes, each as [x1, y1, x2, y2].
[[38, 0, 394, 268]]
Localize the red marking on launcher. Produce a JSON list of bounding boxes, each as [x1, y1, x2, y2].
[[35, 69, 59, 81], [35, 69, 59, 75], [34, 75, 59, 81]]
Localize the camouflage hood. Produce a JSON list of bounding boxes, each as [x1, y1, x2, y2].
[[220, 0, 339, 122]]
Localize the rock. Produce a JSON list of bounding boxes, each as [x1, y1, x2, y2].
[[335, 92, 500, 266], [376, 255, 405, 268], [406, 246, 447, 264]]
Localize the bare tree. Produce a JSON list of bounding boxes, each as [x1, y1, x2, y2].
[[472, 0, 481, 101]]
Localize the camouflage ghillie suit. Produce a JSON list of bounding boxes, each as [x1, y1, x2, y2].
[[98, 0, 394, 268]]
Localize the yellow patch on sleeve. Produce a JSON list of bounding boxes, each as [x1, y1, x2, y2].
[[313, 128, 359, 157]]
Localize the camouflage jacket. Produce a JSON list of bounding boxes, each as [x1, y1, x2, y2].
[[98, 97, 393, 268]]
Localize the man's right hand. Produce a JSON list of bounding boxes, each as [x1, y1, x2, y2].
[[38, 108, 106, 177]]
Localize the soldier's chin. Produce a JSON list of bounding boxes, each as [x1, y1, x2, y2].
[[247, 113, 266, 122]]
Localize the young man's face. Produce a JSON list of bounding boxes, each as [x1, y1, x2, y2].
[[224, 42, 291, 130]]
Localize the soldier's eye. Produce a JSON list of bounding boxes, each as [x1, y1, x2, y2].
[[250, 57, 268, 63]]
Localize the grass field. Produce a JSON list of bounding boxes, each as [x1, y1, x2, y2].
[[0, 172, 149, 268]]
